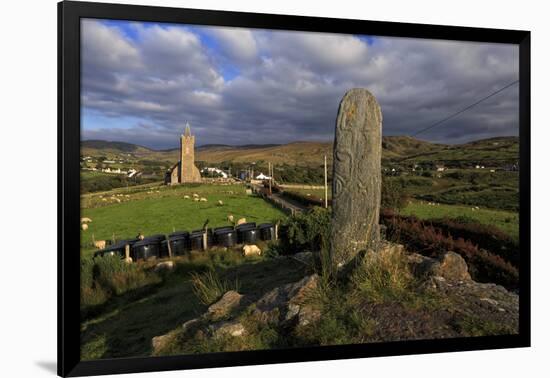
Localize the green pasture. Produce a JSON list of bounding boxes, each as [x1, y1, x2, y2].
[[80, 184, 287, 256], [285, 187, 330, 201], [282, 186, 518, 240], [400, 201, 519, 241]]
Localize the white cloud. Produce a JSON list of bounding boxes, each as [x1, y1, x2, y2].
[[81, 19, 141, 72], [208, 27, 259, 64], [81, 19, 519, 148]]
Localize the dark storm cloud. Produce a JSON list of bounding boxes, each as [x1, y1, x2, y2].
[[81, 19, 519, 149]]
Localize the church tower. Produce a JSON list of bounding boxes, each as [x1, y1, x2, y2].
[[178, 122, 201, 183], [166, 122, 201, 185]]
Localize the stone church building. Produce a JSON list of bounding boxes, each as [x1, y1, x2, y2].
[[165, 123, 202, 185]]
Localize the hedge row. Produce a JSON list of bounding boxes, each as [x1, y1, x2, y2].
[[380, 210, 519, 290], [423, 217, 519, 267]]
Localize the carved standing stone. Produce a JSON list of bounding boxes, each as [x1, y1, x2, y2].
[[330, 88, 382, 268]]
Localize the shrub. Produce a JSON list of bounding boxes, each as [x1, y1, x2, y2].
[[427, 217, 519, 267], [278, 207, 331, 255], [380, 211, 519, 290], [382, 177, 408, 211]]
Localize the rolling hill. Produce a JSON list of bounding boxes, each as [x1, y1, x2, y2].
[[81, 136, 519, 167]]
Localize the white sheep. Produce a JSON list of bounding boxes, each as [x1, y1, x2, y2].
[[200, 197, 208, 202], [184, 195, 190, 199], [227, 214, 234, 223], [93, 240, 106, 250], [236, 218, 246, 226], [81, 223, 88, 231], [80, 217, 92, 223], [242, 244, 262, 256], [193, 198, 200, 202], [192, 193, 199, 198], [217, 200, 224, 206]]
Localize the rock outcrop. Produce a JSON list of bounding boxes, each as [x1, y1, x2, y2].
[[206, 290, 244, 321], [151, 247, 518, 355], [253, 274, 320, 327], [408, 251, 471, 281]]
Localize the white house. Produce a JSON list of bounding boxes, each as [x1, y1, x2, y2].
[[255, 173, 271, 180], [202, 167, 229, 178]]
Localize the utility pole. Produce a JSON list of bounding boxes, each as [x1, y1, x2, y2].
[[268, 162, 272, 195], [324, 155, 328, 209]]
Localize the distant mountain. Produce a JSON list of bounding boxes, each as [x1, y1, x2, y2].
[[81, 136, 519, 166], [82, 140, 151, 152]]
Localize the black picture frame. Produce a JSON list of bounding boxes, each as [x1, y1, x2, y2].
[[58, 1, 531, 376]]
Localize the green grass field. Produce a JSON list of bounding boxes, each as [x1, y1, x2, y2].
[[400, 201, 519, 241], [80, 183, 287, 256], [282, 188, 518, 240]]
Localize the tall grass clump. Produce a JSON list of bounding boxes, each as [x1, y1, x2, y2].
[[94, 255, 161, 296], [351, 246, 414, 303], [81, 255, 163, 314], [190, 269, 240, 305], [80, 256, 108, 308]]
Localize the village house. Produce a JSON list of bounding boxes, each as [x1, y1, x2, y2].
[[201, 167, 229, 178], [255, 173, 271, 180]]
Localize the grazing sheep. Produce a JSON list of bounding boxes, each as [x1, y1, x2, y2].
[[114, 198, 121, 203], [200, 197, 208, 202], [236, 218, 246, 226], [136, 232, 145, 240], [227, 214, 234, 223], [193, 193, 199, 198], [80, 217, 92, 223], [101, 198, 107, 202], [93, 240, 106, 250], [184, 195, 190, 199], [81, 223, 88, 231], [217, 200, 224, 206], [242, 244, 261, 256], [193, 198, 200, 202]]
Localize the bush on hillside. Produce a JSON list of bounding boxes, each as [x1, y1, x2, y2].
[[381, 177, 409, 212], [278, 207, 331, 255], [380, 211, 519, 290]]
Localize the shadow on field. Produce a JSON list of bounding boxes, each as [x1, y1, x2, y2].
[[80, 256, 308, 360]]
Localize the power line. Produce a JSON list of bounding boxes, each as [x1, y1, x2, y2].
[[411, 80, 519, 137]]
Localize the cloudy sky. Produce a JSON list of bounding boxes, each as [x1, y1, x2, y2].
[[81, 19, 519, 149]]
